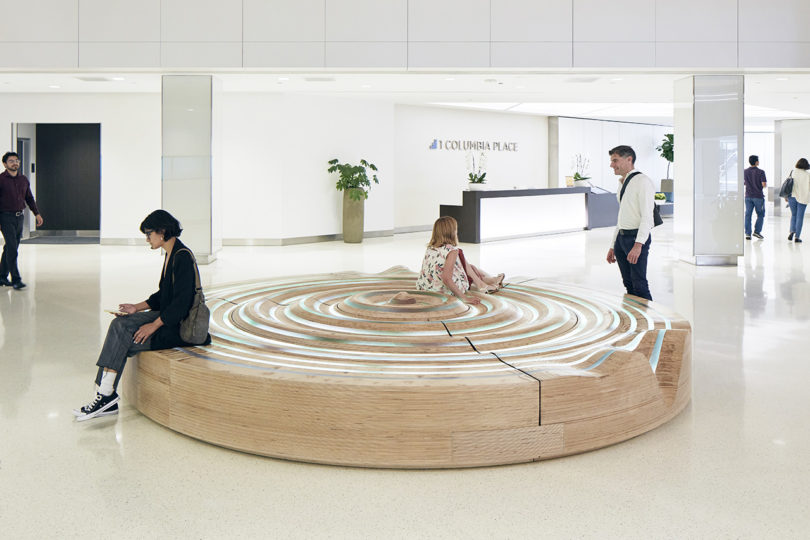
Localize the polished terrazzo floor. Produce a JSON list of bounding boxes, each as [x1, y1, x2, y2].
[[1, 216, 808, 539]]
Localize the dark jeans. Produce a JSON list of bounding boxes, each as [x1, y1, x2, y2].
[[0, 212, 24, 283], [788, 197, 807, 239], [95, 311, 159, 391], [614, 233, 652, 301], [744, 197, 765, 236]]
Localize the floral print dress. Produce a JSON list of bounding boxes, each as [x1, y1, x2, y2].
[[415, 244, 469, 295]]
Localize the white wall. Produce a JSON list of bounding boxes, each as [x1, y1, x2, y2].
[[394, 105, 548, 230], [0, 93, 161, 240], [3, 0, 810, 69], [221, 93, 395, 241], [777, 120, 810, 182], [558, 118, 670, 192]]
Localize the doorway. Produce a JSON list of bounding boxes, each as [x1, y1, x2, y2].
[[15, 123, 101, 243]]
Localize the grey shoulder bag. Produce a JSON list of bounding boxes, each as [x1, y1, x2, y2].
[[173, 248, 210, 345]]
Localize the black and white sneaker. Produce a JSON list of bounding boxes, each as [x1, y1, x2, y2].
[[73, 392, 120, 422], [753, 232, 764, 239]]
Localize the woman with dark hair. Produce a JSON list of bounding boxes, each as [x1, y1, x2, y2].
[[73, 209, 211, 421], [787, 158, 810, 243]]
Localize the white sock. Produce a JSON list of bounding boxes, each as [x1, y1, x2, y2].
[[98, 371, 116, 396]]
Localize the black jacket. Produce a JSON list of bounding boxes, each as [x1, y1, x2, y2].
[[145, 239, 211, 349]]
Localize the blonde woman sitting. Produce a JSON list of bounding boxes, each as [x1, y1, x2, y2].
[[415, 216, 504, 305]]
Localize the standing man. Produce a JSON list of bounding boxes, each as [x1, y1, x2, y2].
[[0, 151, 43, 290], [605, 145, 655, 301], [744, 154, 767, 240]]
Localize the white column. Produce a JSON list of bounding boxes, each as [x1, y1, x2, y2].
[[674, 75, 744, 266], [162, 75, 221, 264]]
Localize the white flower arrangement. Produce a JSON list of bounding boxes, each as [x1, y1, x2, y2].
[[466, 151, 487, 183], [571, 153, 590, 181]]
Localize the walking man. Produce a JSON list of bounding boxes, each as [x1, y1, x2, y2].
[[605, 145, 655, 301], [744, 155, 767, 240], [0, 151, 43, 289]]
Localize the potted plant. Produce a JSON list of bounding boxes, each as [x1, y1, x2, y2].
[[327, 158, 379, 243], [466, 151, 487, 190], [656, 133, 674, 201], [572, 154, 591, 187]]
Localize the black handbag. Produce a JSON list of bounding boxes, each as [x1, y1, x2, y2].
[[173, 248, 210, 345], [620, 172, 663, 227], [779, 171, 794, 198]]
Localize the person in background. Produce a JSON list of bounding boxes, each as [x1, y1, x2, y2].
[[416, 216, 504, 304], [744, 155, 767, 240], [787, 158, 810, 243], [605, 145, 655, 301], [0, 151, 44, 290]]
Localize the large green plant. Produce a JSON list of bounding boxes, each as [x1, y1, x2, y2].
[[327, 158, 379, 201], [656, 133, 674, 179]]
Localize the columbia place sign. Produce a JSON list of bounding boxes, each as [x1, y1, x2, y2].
[[429, 139, 518, 152]]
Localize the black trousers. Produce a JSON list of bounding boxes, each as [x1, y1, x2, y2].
[[614, 233, 652, 301], [94, 311, 159, 391], [0, 212, 24, 283]]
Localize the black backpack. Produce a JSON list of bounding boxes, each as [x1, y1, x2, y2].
[[620, 171, 663, 227]]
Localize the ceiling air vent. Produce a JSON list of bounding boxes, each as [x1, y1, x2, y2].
[[564, 76, 600, 84], [75, 77, 113, 82]]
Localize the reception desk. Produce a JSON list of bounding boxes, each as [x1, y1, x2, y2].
[[440, 187, 618, 243]]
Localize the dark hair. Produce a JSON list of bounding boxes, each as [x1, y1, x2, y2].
[[140, 209, 183, 240], [749, 155, 759, 166], [796, 158, 810, 170], [2, 151, 19, 164], [608, 145, 636, 164]]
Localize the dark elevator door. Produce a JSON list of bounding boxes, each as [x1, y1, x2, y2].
[[35, 123, 101, 231]]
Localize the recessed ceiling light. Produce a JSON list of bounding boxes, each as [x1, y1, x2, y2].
[[444, 77, 455, 81], [278, 77, 289, 81], [611, 77, 623, 82], [48, 85, 60, 89], [777, 77, 789, 81], [111, 77, 125, 81]]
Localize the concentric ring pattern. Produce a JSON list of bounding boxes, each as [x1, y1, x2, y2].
[[196, 267, 678, 380]]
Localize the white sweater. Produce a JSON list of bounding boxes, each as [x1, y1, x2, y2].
[[791, 168, 810, 205]]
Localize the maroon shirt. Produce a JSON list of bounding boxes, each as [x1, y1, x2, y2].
[[0, 170, 39, 214], [744, 166, 767, 199]]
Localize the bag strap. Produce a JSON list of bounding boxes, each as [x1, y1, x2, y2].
[[172, 247, 202, 293], [619, 171, 642, 201]]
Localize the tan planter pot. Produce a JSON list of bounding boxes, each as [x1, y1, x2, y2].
[[342, 189, 365, 243]]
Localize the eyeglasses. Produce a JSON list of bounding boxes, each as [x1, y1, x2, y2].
[[144, 230, 154, 238]]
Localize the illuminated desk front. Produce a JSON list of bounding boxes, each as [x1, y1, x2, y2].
[[440, 187, 616, 243]]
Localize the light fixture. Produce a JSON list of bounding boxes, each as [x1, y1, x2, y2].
[[444, 77, 455, 81], [48, 84, 60, 89], [278, 77, 289, 81], [111, 76, 125, 81], [611, 77, 623, 82], [776, 77, 789, 81]]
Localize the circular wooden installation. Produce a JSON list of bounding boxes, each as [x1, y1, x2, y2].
[[122, 267, 691, 468]]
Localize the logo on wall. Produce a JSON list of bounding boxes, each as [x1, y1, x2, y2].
[[428, 138, 518, 152]]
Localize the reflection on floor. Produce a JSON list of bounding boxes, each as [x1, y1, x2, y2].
[[1, 216, 808, 538]]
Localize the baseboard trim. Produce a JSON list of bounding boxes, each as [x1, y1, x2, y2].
[[31, 230, 99, 237], [100, 229, 401, 247]]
